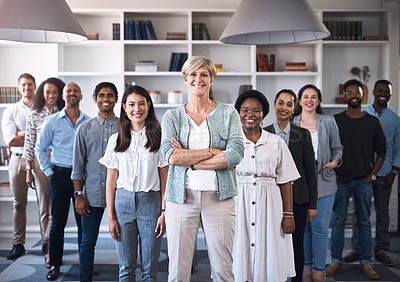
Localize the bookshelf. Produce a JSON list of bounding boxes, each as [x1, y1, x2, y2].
[[0, 7, 397, 173]]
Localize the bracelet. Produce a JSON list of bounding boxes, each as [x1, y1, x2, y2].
[[191, 165, 196, 171], [283, 215, 294, 218], [209, 148, 213, 155], [283, 211, 294, 215], [161, 209, 166, 212]]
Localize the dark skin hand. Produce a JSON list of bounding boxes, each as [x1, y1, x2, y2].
[[75, 195, 90, 216], [381, 172, 396, 190]]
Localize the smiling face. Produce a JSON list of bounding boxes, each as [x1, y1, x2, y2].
[[274, 92, 295, 123], [299, 88, 320, 113], [122, 93, 150, 131], [373, 82, 392, 107], [344, 84, 363, 108], [95, 87, 117, 115], [18, 78, 36, 99], [63, 82, 82, 107], [240, 98, 264, 131], [43, 83, 59, 109], [183, 66, 214, 98]]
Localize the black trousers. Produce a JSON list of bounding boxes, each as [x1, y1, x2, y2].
[[291, 202, 308, 282], [49, 168, 82, 266]]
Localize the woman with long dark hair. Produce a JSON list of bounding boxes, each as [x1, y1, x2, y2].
[[293, 84, 343, 282], [100, 85, 168, 281], [23, 77, 65, 267]]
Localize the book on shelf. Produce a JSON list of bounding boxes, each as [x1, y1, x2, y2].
[[238, 85, 253, 96], [363, 35, 386, 40], [256, 48, 270, 72], [284, 62, 309, 72], [85, 32, 99, 40], [124, 19, 156, 40], [135, 61, 158, 72], [166, 32, 186, 40], [323, 21, 364, 41], [112, 23, 120, 40], [192, 23, 211, 40], [0, 87, 20, 103], [168, 52, 188, 72], [215, 64, 225, 72]]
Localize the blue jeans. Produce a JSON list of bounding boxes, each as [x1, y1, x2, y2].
[[304, 194, 335, 271], [351, 176, 392, 254], [49, 169, 82, 266], [79, 206, 105, 282], [114, 188, 162, 282], [331, 180, 372, 264]]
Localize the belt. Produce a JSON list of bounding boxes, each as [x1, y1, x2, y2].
[[52, 165, 72, 172], [12, 152, 23, 157]]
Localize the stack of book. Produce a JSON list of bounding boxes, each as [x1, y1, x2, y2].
[[112, 23, 120, 40], [0, 87, 20, 103], [166, 32, 186, 40], [323, 21, 362, 40], [0, 146, 10, 166], [168, 53, 188, 72], [135, 61, 158, 72], [192, 23, 211, 40], [85, 32, 99, 40], [284, 62, 310, 72], [214, 64, 225, 72], [124, 20, 157, 40]]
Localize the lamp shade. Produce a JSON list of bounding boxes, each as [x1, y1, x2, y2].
[[0, 0, 87, 43], [220, 0, 330, 45]]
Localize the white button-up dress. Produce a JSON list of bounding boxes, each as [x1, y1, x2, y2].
[[233, 129, 300, 282]]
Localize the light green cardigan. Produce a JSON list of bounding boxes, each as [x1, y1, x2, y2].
[[161, 102, 244, 204]]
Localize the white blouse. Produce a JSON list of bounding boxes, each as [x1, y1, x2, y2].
[[99, 127, 167, 192], [185, 114, 217, 191]]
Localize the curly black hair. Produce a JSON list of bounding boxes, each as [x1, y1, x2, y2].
[[234, 89, 270, 118]]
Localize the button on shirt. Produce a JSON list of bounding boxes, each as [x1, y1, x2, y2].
[[273, 121, 291, 146], [34, 108, 89, 177], [364, 105, 400, 176], [99, 128, 167, 192], [1, 99, 31, 154], [71, 114, 118, 207]]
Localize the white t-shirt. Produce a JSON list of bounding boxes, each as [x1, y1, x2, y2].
[[99, 127, 167, 192], [311, 130, 319, 161], [185, 113, 217, 191]]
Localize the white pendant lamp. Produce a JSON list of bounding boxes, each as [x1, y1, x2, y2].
[[220, 0, 330, 45], [0, 0, 87, 43]]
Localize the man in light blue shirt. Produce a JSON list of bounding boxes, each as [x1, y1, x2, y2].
[[345, 79, 400, 267], [35, 82, 89, 281], [71, 82, 119, 282]]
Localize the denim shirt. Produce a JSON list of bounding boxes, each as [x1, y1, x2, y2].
[[161, 102, 244, 204], [35, 108, 89, 177], [364, 105, 400, 176], [71, 114, 118, 207]]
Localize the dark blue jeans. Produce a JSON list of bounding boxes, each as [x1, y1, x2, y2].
[[79, 206, 105, 282], [331, 179, 372, 264], [49, 169, 82, 266]]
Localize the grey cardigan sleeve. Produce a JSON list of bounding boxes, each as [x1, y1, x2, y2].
[[161, 110, 178, 164]]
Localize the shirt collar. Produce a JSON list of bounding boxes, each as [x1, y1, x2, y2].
[[273, 121, 290, 135], [96, 113, 117, 125]]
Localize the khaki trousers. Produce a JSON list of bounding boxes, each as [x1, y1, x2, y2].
[[32, 157, 51, 245], [166, 189, 235, 282], [9, 154, 28, 244]]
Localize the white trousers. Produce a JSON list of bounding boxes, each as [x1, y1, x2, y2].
[[165, 189, 235, 282]]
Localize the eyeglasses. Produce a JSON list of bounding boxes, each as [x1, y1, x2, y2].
[[345, 91, 361, 96]]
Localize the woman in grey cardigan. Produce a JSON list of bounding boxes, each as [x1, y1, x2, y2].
[[293, 84, 343, 282], [161, 55, 244, 282]]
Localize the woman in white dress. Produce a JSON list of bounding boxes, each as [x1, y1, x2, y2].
[[233, 90, 300, 282]]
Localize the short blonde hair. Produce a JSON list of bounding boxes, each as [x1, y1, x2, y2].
[[181, 55, 217, 80]]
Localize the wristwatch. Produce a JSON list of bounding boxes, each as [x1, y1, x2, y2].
[[370, 174, 377, 181], [74, 191, 84, 197]]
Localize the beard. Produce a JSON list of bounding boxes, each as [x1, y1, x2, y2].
[[347, 98, 362, 108]]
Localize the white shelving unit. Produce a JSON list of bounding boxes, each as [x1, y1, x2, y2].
[[0, 7, 397, 230]]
